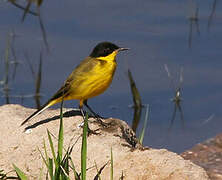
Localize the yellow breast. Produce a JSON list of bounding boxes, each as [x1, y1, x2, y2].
[[81, 60, 117, 99], [65, 51, 118, 101]]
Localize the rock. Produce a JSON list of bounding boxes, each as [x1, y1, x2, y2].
[[181, 133, 222, 180], [0, 104, 209, 179]]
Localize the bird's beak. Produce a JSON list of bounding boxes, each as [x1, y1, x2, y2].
[[117, 47, 130, 52]]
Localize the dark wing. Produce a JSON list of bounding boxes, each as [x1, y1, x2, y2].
[[49, 57, 99, 101]]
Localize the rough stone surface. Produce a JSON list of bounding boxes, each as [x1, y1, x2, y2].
[[0, 104, 209, 179], [181, 133, 222, 180]]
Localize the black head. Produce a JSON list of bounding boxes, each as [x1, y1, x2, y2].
[[90, 42, 120, 58]]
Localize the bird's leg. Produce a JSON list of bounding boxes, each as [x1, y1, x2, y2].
[[79, 106, 99, 135], [177, 102, 185, 129], [168, 103, 177, 133], [83, 100, 104, 118], [83, 100, 109, 127]]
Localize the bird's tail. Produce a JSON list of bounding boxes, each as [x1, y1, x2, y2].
[[20, 99, 58, 126]]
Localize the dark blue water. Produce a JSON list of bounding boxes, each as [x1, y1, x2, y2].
[[1, 0, 222, 153]]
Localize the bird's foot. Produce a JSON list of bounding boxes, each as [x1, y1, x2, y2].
[[95, 118, 112, 128], [78, 121, 100, 135], [87, 127, 100, 136]]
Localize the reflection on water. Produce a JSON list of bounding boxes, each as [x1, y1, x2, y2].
[[1, 34, 43, 108], [23, 51, 43, 109], [8, 0, 38, 17], [127, 69, 143, 133], [207, 0, 218, 32], [8, 0, 49, 50], [1, 32, 11, 104], [164, 64, 184, 131], [188, 0, 200, 48], [1, 0, 222, 153]]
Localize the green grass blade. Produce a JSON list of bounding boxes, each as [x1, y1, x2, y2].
[[53, 95, 65, 179], [139, 105, 150, 144], [60, 147, 71, 180], [38, 145, 54, 180], [81, 112, 88, 180], [48, 158, 54, 179], [43, 139, 49, 165], [12, 164, 28, 180], [110, 147, 113, 180], [63, 145, 75, 176], [39, 141, 56, 180], [38, 147, 48, 168], [69, 157, 80, 180], [57, 98, 64, 163], [47, 129, 58, 168]]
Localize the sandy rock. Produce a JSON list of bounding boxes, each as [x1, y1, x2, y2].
[[0, 104, 209, 179], [181, 133, 222, 180]]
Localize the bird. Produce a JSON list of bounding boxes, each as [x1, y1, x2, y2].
[[21, 41, 129, 126]]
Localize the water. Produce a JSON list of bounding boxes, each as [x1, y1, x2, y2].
[[0, 0, 222, 153]]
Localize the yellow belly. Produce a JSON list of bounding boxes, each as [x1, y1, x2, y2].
[[65, 60, 116, 101]]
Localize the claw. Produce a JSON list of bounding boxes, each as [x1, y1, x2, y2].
[[87, 127, 100, 136]]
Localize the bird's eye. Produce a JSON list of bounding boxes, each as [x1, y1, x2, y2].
[[104, 48, 110, 53], [100, 48, 110, 56]]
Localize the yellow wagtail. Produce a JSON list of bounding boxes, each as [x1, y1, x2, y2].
[[21, 42, 129, 126]]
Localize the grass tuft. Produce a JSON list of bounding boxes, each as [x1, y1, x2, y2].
[[12, 164, 28, 180], [81, 112, 88, 180], [39, 99, 72, 179], [139, 105, 150, 144], [110, 147, 114, 180]]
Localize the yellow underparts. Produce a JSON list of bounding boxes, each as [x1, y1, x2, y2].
[[97, 50, 118, 62], [78, 52, 117, 103], [81, 51, 118, 100], [49, 51, 119, 108]]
